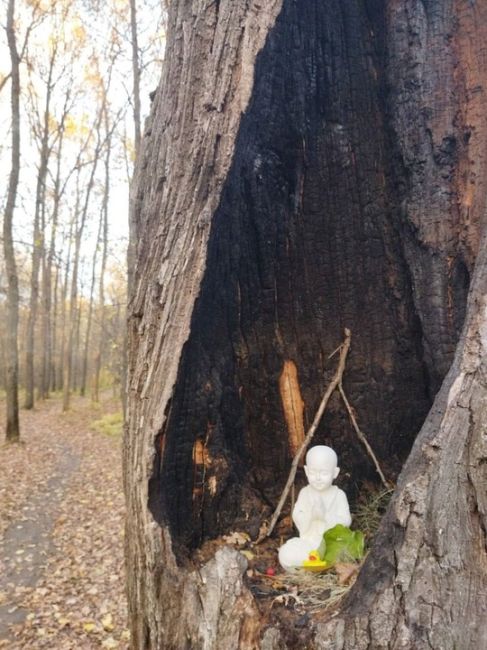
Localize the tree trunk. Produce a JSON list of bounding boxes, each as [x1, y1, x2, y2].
[[3, 0, 20, 442], [62, 138, 100, 409], [92, 123, 110, 404], [125, 1, 487, 648], [62, 213, 78, 411], [40, 168, 59, 399], [80, 214, 102, 397], [59, 216, 74, 396], [24, 54, 55, 409], [127, 0, 141, 292], [39, 108, 67, 400], [72, 293, 82, 392], [51, 260, 60, 392]]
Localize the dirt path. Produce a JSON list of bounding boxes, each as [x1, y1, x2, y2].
[[0, 395, 128, 649], [0, 445, 80, 638]]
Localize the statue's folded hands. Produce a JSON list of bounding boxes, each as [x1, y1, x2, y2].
[[278, 446, 351, 571]]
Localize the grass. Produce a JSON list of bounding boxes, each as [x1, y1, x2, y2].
[[91, 411, 124, 437], [353, 486, 394, 541]]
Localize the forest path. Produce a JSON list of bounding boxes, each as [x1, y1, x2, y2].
[[0, 443, 80, 639], [0, 393, 128, 649]]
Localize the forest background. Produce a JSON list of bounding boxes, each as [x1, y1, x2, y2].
[[0, 0, 165, 424], [0, 1, 165, 646]]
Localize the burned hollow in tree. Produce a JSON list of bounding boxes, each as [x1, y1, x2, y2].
[[147, 0, 477, 557]]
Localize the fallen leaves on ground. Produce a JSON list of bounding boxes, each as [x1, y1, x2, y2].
[[0, 404, 62, 538], [0, 394, 128, 649]]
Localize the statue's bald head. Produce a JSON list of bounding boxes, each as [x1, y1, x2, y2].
[[304, 446, 339, 491], [306, 445, 337, 469]]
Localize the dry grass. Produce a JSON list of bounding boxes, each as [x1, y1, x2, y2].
[[267, 568, 352, 613], [353, 487, 394, 540]]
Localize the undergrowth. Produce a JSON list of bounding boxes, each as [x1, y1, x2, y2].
[[91, 412, 124, 437], [352, 486, 394, 541]]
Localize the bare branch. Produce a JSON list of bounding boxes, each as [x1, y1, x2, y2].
[[256, 329, 352, 543]]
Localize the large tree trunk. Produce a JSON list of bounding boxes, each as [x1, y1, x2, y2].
[[125, 1, 487, 648]]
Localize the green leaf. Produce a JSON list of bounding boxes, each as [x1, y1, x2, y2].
[[317, 535, 327, 561], [321, 525, 365, 565]]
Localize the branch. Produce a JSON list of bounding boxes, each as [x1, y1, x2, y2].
[[338, 384, 391, 489], [0, 72, 11, 94], [256, 328, 352, 543]]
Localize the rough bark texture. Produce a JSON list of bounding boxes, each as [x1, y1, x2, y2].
[[126, 0, 487, 648], [312, 242, 487, 645], [126, 1, 283, 645]]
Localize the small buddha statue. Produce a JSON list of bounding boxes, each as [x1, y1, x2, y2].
[[278, 445, 351, 571]]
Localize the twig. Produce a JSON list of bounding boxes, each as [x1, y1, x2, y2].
[[327, 344, 342, 360], [338, 384, 391, 489], [255, 329, 352, 544]]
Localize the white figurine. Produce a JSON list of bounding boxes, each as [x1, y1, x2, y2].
[[278, 445, 352, 571]]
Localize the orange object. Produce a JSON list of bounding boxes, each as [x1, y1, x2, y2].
[[302, 550, 329, 573]]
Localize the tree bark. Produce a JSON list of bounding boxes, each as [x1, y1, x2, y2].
[[59, 215, 74, 396], [312, 239, 487, 645], [51, 260, 60, 392], [72, 292, 82, 391], [40, 132, 62, 400], [3, 0, 21, 442], [62, 126, 102, 410], [125, 1, 487, 648], [80, 211, 102, 397], [24, 48, 56, 409], [39, 93, 70, 400], [92, 120, 111, 403], [127, 0, 141, 294]]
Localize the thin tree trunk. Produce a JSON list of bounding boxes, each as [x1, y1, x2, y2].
[[57, 128, 88, 394], [40, 203, 56, 400], [72, 293, 82, 392], [40, 112, 66, 399], [127, 0, 141, 284], [24, 54, 55, 409], [126, 0, 143, 419], [129, 0, 141, 159], [3, 0, 20, 441], [92, 126, 111, 403], [62, 147, 100, 409], [59, 215, 74, 396], [80, 217, 102, 397], [51, 261, 59, 392], [24, 211, 41, 409], [37, 199, 47, 400]]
